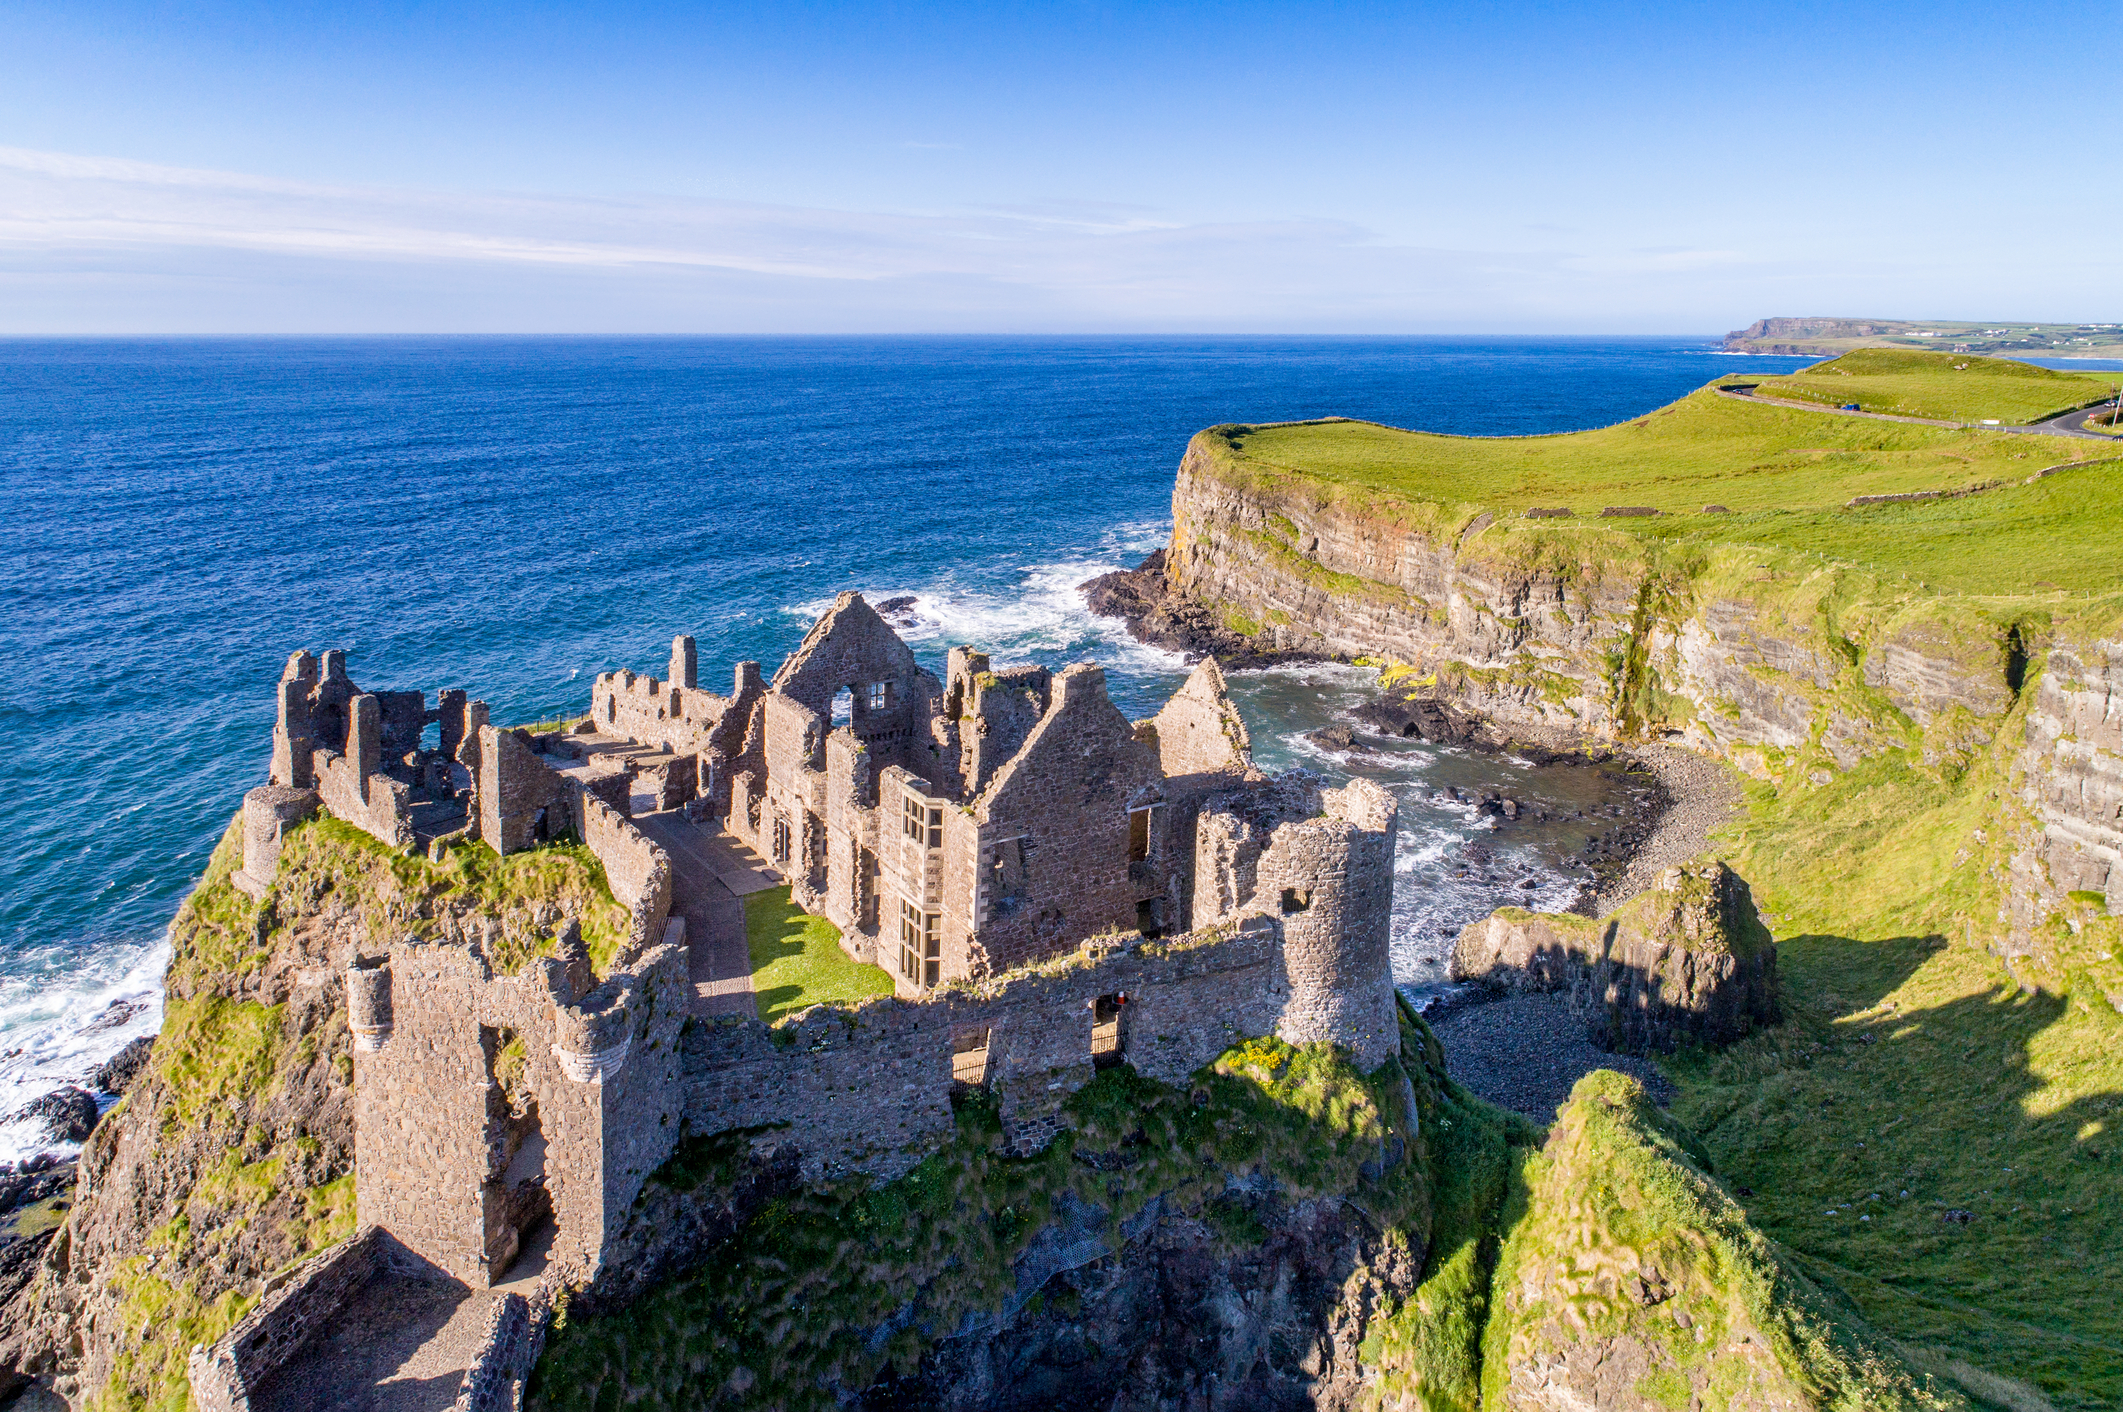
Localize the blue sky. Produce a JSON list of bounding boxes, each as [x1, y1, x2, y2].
[[2, 0, 2117, 333]]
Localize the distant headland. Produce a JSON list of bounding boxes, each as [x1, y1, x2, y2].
[[1724, 315, 2123, 358]]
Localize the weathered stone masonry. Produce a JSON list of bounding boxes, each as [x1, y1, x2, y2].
[[199, 597, 1405, 1410]]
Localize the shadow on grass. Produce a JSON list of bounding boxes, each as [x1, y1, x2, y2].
[[742, 885, 892, 1025], [1669, 931, 2123, 1410]]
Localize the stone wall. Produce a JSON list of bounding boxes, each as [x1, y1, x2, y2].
[[576, 792, 674, 963], [353, 936, 688, 1288], [683, 923, 1290, 1182], [187, 1226, 387, 1412]]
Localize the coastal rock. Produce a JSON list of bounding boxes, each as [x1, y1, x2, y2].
[[1080, 550, 1311, 669], [89, 1037, 154, 1097], [10, 1089, 97, 1146], [1451, 860, 1778, 1053]]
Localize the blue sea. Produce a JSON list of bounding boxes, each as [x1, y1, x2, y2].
[[0, 334, 1817, 1159]]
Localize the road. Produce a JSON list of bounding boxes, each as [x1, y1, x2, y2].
[[1718, 385, 2119, 442]]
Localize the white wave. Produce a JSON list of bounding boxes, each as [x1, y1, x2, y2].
[[0, 933, 168, 1166], [787, 555, 1186, 676]]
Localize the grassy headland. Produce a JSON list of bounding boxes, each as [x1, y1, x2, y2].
[[1745, 349, 2118, 424], [1198, 369, 2123, 1407], [1211, 362, 2123, 596]]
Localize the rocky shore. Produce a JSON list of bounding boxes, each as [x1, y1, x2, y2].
[[1080, 556, 1751, 1119]]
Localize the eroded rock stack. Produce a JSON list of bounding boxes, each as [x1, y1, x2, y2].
[[1451, 860, 1778, 1053]]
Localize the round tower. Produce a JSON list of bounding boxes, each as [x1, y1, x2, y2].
[[1262, 778, 1400, 1070], [231, 784, 319, 899]]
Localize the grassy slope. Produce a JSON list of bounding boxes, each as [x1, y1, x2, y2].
[[529, 1034, 1427, 1412], [1747, 350, 2118, 425], [1676, 723, 2123, 1410], [1221, 384, 2123, 1406], [1484, 1070, 1965, 1411], [743, 886, 894, 1024], [1221, 390, 2123, 596]]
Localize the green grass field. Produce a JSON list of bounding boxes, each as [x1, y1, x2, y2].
[[743, 885, 893, 1023], [1745, 349, 2119, 424], [1218, 370, 2123, 596]]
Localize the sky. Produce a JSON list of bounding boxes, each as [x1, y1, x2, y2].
[[2, 0, 2118, 334]]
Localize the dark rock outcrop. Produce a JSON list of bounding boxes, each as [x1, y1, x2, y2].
[[90, 1038, 154, 1097], [1081, 551, 1316, 670], [10, 1090, 97, 1146], [884, 1194, 1412, 1412], [1452, 860, 1778, 1053]]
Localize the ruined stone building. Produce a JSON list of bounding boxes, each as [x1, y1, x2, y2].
[[197, 596, 1404, 1411], [596, 591, 1306, 995]]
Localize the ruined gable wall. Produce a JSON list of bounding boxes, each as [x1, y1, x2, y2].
[[681, 926, 1288, 1182], [964, 665, 1164, 976], [479, 726, 573, 854], [1145, 659, 1257, 929]]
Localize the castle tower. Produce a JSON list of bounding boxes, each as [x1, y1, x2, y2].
[[670, 635, 698, 691], [1261, 778, 1400, 1070]]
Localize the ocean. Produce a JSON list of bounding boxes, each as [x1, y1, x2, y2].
[[0, 334, 1819, 1161]]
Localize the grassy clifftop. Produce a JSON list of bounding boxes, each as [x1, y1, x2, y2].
[[1748, 350, 2117, 425], [1197, 366, 2123, 597]]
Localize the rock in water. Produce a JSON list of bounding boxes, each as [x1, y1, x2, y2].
[[15, 1086, 100, 1144], [1451, 859, 1778, 1053], [90, 1036, 154, 1096]]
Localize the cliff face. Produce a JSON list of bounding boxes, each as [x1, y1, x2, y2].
[[0, 816, 629, 1410], [1166, 440, 2010, 767], [1157, 434, 2123, 971]]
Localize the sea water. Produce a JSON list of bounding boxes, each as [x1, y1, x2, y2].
[[0, 335, 1816, 1161]]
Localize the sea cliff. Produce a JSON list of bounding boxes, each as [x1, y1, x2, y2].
[[1099, 422, 2123, 988]]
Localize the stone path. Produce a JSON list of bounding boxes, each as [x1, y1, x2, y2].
[[631, 812, 775, 1019], [252, 1227, 554, 1412]]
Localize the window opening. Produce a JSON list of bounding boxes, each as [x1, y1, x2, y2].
[[1091, 993, 1127, 1069], [1128, 805, 1160, 863], [869, 681, 891, 712], [899, 899, 941, 987], [952, 1027, 992, 1088], [1280, 887, 1311, 914], [772, 816, 793, 864], [831, 686, 854, 726], [903, 794, 943, 848]]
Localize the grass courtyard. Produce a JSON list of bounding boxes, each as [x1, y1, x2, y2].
[[743, 885, 893, 1024]]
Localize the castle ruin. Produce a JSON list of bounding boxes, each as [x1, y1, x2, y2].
[[197, 593, 1402, 1411]]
